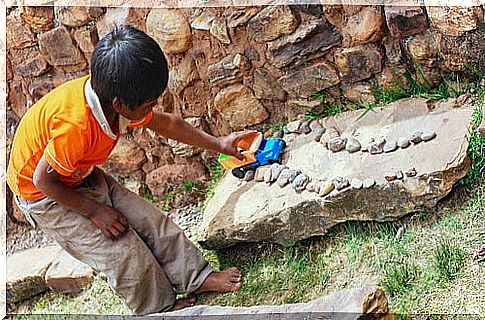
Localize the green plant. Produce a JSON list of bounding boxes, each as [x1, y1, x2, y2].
[[141, 183, 155, 203], [433, 237, 468, 282], [199, 161, 225, 212], [461, 92, 485, 185], [182, 180, 196, 193], [380, 262, 419, 297]]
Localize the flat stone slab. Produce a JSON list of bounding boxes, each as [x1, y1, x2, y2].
[[7, 245, 94, 303], [199, 97, 474, 249], [159, 286, 389, 318]]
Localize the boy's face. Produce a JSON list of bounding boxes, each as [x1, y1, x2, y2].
[[113, 97, 157, 121]]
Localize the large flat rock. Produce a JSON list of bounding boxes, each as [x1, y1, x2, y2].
[[7, 245, 94, 303], [200, 97, 474, 249], [159, 286, 390, 318]]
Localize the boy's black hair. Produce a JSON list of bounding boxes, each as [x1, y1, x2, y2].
[[91, 25, 169, 110]]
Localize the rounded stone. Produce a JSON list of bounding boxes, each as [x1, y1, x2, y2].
[[319, 181, 334, 197], [309, 120, 323, 131], [346, 138, 362, 153], [410, 131, 423, 144], [383, 140, 398, 153], [421, 131, 437, 142], [332, 177, 350, 191], [286, 120, 302, 133], [351, 178, 363, 189], [405, 168, 417, 177], [328, 137, 348, 153], [292, 173, 309, 192], [397, 137, 411, 148], [363, 178, 376, 188], [243, 170, 255, 181], [300, 120, 312, 134], [313, 128, 326, 142], [272, 130, 284, 139]]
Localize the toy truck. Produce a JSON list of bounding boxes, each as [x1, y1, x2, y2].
[[218, 132, 286, 179]]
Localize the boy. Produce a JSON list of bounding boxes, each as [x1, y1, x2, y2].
[[7, 25, 251, 315]]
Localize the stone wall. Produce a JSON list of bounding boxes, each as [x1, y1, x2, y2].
[[6, 4, 484, 204]]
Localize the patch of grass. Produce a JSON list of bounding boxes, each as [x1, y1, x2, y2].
[[433, 237, 468, 283], [380, 261, 420, 297], [461, 91, 485, 185], [141, 183, 156, 204], [161, 192, 176, 211], [182, 180, 196, 193], [199, 161, 224, 212]]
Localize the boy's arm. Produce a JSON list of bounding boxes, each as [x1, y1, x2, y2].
[[33, 156, 129, 240], [146, 111, 255, 160]]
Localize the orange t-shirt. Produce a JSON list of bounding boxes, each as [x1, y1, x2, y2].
[[6, 75, 152, 201]]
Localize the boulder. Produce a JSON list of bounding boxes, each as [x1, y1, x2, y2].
[[56, 6, 103, 27], [213, 84, 269, 130], [426, 5, 480, 37], [342, 6, 384, 45], [334, 45, 383, 84], [247, 5, 299, 43], [266, 18, 341, 68], [72, 27, 99, 66], [14, 54, 49, 77], [169, 57, 199, 95], [253, 68, 287, 101], [200, 97, 473, 249], [97, 7, 148, 38], [207, 53, 249, 85], [7, 12, 36, 49], [7, 245, 94, 303], [278, 61, 340, 98], [160, 286, 390, 317], [146, 9, 192, 54], [406, 30, 441, 68], [38, 27, 87, 73], [439, 30, 484, 72], [19, 6, 53, 32], [385, 6, 428, 38], [102, 137, 146, 176], [227, 7, 260, 28], [146, 162, 207, 197], [210, 17, 231, 45]]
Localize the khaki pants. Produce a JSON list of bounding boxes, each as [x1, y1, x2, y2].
[[14, 171, 212, 315]]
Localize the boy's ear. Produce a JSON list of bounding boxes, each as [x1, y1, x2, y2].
[[112, 97, 122, 113]]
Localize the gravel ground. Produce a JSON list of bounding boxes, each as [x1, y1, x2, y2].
[[7, 204, 203, 256]]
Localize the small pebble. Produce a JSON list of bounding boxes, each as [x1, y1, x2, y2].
[[410, 131, 423, 144], [270, 163, 287, 181], [276, 169, 291, 187], [309, 120, 323, 131], [264, 168, 273, 183], [405, 168, 417, 177], [421, 131, 437, 142], [385, 174, 397, 181], [286, 120, 302, 133], [396, 171, 404, 180], [397, 137, 411, 149], [363, 178, 376, 188], [319, 181, 334, 197], [254, 167, 268, 182], [328, 137, 348, 152], [350, 178, 363, 189], [313, 128, 325, 142], [332, 177, 350, 191], [272, 130, 284, 139], [369, 138, 386, 155], [395, 226, 405, 241], [292, 173, 309, 192], [243, 170, 255, 181], [346, 138, 361, 153], [300, 120, 312, 134], [383, 140, 398, 153], [306, 182, 318, 192], [283, 127, 290, 134], [287, 169, 301, 183]]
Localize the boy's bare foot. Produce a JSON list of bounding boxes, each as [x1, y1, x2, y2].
[[168, 297, 196, 311], [194, 267, 242, 294]]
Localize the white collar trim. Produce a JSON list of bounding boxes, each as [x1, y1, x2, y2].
[[84, 78, 118, 140]]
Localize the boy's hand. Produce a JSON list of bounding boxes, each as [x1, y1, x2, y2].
[[218, 130, 257, 160], [90, 205, 129, 240]]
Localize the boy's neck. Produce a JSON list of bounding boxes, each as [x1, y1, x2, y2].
[[101, 103, 119, 133]]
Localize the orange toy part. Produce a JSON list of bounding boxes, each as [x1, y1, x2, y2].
[[218, 132, 262, 169]]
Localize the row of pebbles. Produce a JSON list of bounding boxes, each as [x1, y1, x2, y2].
[[327, 131, 437, 154], [270, 119, 437, 155], [241, 162, 420, 197]]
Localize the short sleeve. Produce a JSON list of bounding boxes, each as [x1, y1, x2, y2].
[[128, 111, 154, 128], [44, 120, 86, 177]]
